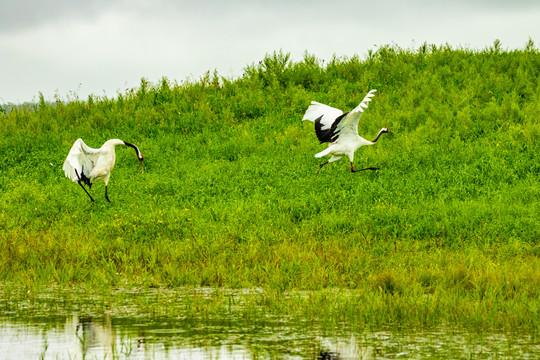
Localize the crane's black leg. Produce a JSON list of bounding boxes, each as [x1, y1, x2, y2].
[[104, 186, 111, 203], [351, 162, 379, 173], [75, 169, 94, 202], [316, 161, 329, 175]]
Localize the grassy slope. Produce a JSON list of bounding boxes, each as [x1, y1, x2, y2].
[[1, 43, 539, 327]]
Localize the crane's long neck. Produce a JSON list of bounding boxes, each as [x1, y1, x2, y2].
[[123, 141, 142, 158], [371, 128, 387, 143]]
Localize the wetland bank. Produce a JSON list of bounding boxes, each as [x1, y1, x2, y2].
[[1, 43, 540, 357]]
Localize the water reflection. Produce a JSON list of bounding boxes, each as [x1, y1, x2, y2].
[[0, 288, 538, 359]]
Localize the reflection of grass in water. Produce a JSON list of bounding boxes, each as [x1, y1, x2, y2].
[[1, 42, 540, 329], [39, 337, 48, 360], [1, 288, 538, 359]]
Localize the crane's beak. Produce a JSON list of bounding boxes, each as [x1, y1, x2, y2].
[[139, 159, 144, 174]]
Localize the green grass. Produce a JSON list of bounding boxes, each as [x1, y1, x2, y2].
[[1, 41, 539, 328]]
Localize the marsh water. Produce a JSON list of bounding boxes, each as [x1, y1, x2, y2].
[[0, 288, 538, 359]]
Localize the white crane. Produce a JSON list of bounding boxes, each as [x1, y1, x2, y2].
[[302, 89, 393, 175], [62, 138, 144, 202]]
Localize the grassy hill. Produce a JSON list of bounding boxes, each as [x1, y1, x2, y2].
[[1, 42, 539, 327]]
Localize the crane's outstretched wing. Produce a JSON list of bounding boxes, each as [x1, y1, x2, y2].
[[62, 138, 100, 183], [336, 89, 377, 138], [302, 101, 343, 125], [302, 101, 345, 143]]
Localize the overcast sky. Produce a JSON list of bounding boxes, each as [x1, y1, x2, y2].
[[1, 0, 538, 104]]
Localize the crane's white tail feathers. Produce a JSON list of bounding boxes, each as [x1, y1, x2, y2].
[[315, 147, 333, 158], [351, 89, 377, 114]]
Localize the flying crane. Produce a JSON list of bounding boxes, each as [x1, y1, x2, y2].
[[302, 89, 392, 174]]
